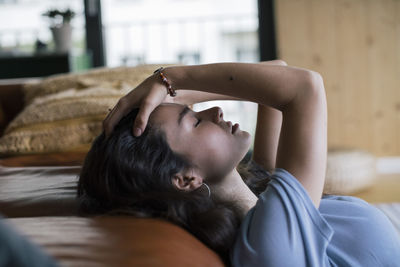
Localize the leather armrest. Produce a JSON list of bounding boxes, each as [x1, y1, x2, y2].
[[0, 165, 81, 217], [0, 78, 41, 136], [9, 216, 225, 267]]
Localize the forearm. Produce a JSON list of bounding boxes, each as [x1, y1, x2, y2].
[[174, 60, 289, 105], [164, 62, 316, 111], [252, 105, 282, 171], [251, 60, 285, 170], [173, 90, 241, 106]]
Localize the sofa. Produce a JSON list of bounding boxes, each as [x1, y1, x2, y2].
[[2, 66, 398, 267], [0, 68, 226, 267]]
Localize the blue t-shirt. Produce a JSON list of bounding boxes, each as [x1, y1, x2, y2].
[[230, 168, 400, 267]]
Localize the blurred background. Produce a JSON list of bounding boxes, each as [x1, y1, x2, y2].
[[0, 0, 399, 170], [0, 0, 262, 151], [0, 3, 399, 263]]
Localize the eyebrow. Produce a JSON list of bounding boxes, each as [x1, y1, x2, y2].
[[178, 105, 191, 126]]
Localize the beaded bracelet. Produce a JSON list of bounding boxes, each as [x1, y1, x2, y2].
[[153, 67, 177, 97]]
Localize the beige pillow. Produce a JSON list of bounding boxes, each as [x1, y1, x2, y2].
[[0, 64, 173, 155], [23, 64, 169, 104]]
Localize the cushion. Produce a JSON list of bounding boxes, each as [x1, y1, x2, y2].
[[0, 64, 170, 156], [22, 64, 169, 105], [324, 148, 377, 194]]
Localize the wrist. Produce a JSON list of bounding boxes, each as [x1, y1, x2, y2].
[[153, 67, 177, 97], [163, 65, 244, 104], [163, 65, 188, 91]]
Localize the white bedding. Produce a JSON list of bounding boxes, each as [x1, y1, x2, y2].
[[374, 203, 400, 237]]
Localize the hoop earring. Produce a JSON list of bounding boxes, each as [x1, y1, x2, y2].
[[202, 182, 211, 198]]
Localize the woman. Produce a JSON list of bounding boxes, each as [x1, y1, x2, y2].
[[78, 61, 400, 266]]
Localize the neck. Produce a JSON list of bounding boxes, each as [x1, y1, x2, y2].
[[210, 169, 258, 221]]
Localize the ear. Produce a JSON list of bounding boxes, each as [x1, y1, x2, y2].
[[172, 169, 204, 192]]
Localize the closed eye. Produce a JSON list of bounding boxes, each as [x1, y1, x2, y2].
[[195, 118, 201, 127]]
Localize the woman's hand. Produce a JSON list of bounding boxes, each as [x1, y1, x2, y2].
[[103, 73, 169, 137], [104, 74, 242, 138]]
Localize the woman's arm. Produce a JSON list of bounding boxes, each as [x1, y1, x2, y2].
[[164, 62, 316, 109], [168, 60, 287, 106], [164, 62, 327, 208], [165, 90, 241, 106], [251, 61, 285, 173], [252, 104, 282, 173]]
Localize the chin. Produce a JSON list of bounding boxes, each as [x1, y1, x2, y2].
[[239, 143, 252, 163], [243, 132, 252, 148]]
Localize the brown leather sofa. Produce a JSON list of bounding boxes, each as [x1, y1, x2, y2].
[[0, 81, 226, 267]]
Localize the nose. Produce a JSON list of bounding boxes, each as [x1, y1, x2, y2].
[[200, 106, 224, 123], [214, 106, 224, 123]]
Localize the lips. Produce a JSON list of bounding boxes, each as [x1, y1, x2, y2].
[[225, 121, 239, 134], [226, 121, 233, 133], [232, 123, 239, 134]]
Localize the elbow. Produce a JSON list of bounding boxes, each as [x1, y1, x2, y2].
[[275, 59, 288, 66], [261, 59, 288, 66], [305, 70, 328, 115], [304, 70, 326, 96], [310, 70, 324, 88], [289, 70, 327, 112]]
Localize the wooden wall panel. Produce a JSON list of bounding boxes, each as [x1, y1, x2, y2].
[[275, 0, 400, 156], [397, 0, 400, 154]]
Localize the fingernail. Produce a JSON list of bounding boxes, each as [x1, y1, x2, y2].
[[134, 127, 142, 136]]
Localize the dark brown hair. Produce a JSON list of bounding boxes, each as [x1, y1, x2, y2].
[[77, 107, 271, 266]]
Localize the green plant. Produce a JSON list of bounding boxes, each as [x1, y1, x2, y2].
[[42, 8, 76, 26]]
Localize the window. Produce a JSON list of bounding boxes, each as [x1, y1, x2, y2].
[[0, 0, 18, 4], [177, 52, 200, 65], [0, 0, 85, 56], [102, 0, 259, 148]]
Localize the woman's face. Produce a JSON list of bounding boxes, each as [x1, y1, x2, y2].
[[148, 103, 252, 183]]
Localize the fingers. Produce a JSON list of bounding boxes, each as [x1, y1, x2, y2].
[[133, 100, 156, 137], [103, 97, 131, 137], [103, 77, 167, 137]]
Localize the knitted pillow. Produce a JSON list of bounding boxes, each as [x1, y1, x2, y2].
[[22, 64, 168, 105], [0, 64, 169, 155]]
